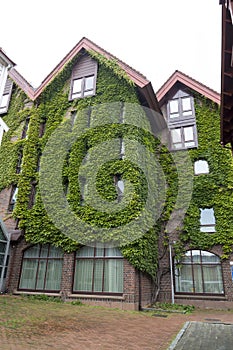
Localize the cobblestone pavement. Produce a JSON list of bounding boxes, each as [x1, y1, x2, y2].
[[169, 321, 233, 350]]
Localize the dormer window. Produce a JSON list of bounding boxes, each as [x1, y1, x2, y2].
[[69, 54, 97, 101], [167, 89, 198, 150], [167, 90, 195, 121], [71, 75, 95, 99]]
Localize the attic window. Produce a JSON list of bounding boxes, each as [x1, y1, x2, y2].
[[69, 54, 97, 101], [167, 89, 198, 150], [71, 75, 95, 99], [167, 90, 195, 121]]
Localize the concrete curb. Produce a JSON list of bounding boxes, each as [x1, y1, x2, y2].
[[167, 321, 190, 350]]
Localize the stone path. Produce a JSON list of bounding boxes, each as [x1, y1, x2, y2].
[[169, 321, 233, 350]]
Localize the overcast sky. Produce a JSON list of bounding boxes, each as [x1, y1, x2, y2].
[[1, 0, 222, 93]]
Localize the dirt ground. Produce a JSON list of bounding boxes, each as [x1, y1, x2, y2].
[[1, 296, 233, 350]]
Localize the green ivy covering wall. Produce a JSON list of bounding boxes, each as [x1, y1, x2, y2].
[[0, 52, 176, 281], [1, 52, 232, 285], [180, 97, 233, 258]]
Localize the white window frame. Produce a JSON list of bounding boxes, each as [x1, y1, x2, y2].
[[200, 208, 216, 233], [167, 89, 198, 150], [194, 160, 209, 175], [0, 60, 8, 108], [170, 124, 198, 150]]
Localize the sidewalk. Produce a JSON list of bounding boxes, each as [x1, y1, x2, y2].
[[168, 321, 233, 350]]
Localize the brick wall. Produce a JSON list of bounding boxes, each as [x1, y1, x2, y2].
[[6, 239, 153, 310], [157, 239, 233, 308]]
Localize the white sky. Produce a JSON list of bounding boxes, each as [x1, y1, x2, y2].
[[1, 0, 222, 93]]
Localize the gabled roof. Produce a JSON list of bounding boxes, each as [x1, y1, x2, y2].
[[156, 70, 220, 105], [5, 37, 161, 114]]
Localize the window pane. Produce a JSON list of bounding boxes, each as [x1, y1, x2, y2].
[[184, 126, 194, 141], [182, 97, 191, 111], [201, 251, 219, 263], [48, 246, 63, 258], [175, 265, 193, 292], [182, 251, 192, 263], [193, 265, 203, 293], [185, 141, 195, 147], [105, 247, 122, 257], [104, 259, 123, 293], [93, 259, 104, 292], [0, 227, 5, 241], [72, 79, 82, 93], [169, 100, 179, 114], [11, 187, 18, 204], [171, 129, 182, 143], [74, 259, 93, 291], [36, 260, 46, 290], [83, 90, 93, 97], [45, 260, 62, 290], [203, 265, 224, 294], [24, 245, 40, 258], [200, 208, 215, 225], [191, 250, 201, 263], [85, 76, 94, 90], [117, 180, 124, 194], [77, 246, 94, 257], [0, 254, 5, 265], [200, 226, 216, 233], [173, 143, 183, 149], [194, 160, 209, 175], [0, 242, 6, 254], [40, 245, 49, 258], [19, 260, 37, 289]]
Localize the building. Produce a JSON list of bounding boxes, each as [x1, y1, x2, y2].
[[157, 70, 233, 309], [220, 0, 233, 147], [1, 38, 233, 310]]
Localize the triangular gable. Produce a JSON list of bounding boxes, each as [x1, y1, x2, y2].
[[156, 70, 220, 106], [6, 37, 161, 115]]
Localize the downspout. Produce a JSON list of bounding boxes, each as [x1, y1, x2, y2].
[[169, 243, 175, 304], [138, 270, 142, 311]]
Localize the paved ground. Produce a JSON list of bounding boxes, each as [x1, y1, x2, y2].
[[169, 321, 233, 350]]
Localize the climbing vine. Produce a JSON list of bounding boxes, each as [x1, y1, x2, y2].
[[1, 50, 232, 285]]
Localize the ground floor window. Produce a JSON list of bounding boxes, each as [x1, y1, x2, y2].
[[174, 250, 224, 295], [19, 244, 63, 291], [73, 246, 123, 294]]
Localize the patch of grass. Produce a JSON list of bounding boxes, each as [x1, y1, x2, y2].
[[147, 302, 195, 314]]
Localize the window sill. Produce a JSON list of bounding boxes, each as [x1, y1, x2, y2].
[[14, 290, 61, 297], [68, 293, 125, 300], [175, 294, 226, 300]]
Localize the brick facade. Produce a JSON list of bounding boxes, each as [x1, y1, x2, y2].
[[5, 236, 152, 310]]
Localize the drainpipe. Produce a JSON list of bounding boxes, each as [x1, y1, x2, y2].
[[169, 242, 175, 304], [138, 270, 142, 311]]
